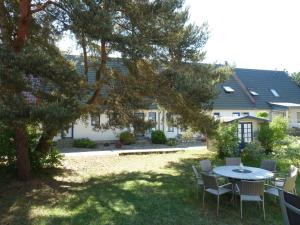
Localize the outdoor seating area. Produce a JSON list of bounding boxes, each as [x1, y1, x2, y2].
[[193, 157, 299, 221]]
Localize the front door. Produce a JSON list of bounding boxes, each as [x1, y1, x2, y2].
[[238, 122, 253, 149]]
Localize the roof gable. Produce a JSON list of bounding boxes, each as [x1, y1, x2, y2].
[[214, 68, 300, 110]]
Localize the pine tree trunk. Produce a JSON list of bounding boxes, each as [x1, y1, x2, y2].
[[13, 0, 32, 180], [15, 124, 31, 180], [35, 131, 56, 154]]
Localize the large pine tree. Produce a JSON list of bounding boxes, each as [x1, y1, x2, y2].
[[0, 0, 231, 180]]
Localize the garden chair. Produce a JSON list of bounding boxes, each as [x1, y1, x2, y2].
[[192, 165, 203, 199], [236, 180, 265, 220], [202, 173, 233, 216], [273, 165, 298, 193], [225, 157, 241, 166], [260, 159, 277, 173], [279, 190, 300, 225], [265, 174, 297, 198], [199, 159, 214, 174]]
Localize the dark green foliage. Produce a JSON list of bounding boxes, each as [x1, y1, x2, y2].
[[273, 136, 300, 168], [0, 0, 231, 177], [73, 138, 97, 149], [119, 131, 136, 145], [30, 146, 63, 171], [241, 142, 265, 166], [0, 124, 63, 170], [291, 72, 300, 87], [215, 122, 239, 158], [151, 130, 167, 144], [166, 138, 179, 146], [0, 123, 15, 166], [258, 117, 288, 154], [258, 123, 274, 154]]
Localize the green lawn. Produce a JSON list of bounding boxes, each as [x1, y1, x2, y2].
[[0, 149, 298, 225]]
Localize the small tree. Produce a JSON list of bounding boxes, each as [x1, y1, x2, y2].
[[258, 116, 288, 154], [215, 122, 239, 159]]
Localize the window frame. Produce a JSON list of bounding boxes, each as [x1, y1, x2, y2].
[[297, 112, 300, 123], [91, 113, 101, 127], [213, 112, 220, 119], [166, 112, 175, 132], [270, 89, 280, 97], [232, 112, 240, 117]]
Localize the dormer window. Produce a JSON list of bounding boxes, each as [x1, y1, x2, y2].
[[270, 89, 279, 97], [223, 86, 235, 93], [249, 89, 259, 96]]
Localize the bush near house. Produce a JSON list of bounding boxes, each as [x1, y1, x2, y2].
[[214, 122, 239, 158], [258, 116, 288, 154], [181, 129, 194, 143], [273, 135, 300, 168], [119, 131, 136, 145], [0, 123, 63, 170], [241, 141, 266, 166], [166, 138, 179, 146], [151, 130, 167, 144], [73, 138, 97, 148]]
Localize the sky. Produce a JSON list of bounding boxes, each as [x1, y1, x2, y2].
[[58, 0, 300, 73]]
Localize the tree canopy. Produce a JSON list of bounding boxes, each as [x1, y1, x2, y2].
[[0, 0, 231, 179]]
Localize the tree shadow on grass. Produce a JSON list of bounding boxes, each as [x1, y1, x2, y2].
[[0, 155, 284, 225]]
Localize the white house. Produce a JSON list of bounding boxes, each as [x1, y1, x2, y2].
[[212, 68, 300, 145], [56, 57, 300, 144]]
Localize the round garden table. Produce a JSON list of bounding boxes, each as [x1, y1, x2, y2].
[[213, 166, 274, 180]]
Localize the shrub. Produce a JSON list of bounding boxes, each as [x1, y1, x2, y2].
[[0, 123, 63, 171], [258, 123, 273, 154], [119, 131, 136, 145], [151, 130, 167, 144], [73, 138, 97, 148], [273, 135, 300, 168], [241, 141, 265, 166], [181, 129, 194, 143], [256, 112, 269, 118], [258, 116, 288, 154], [270, 116, 288, 142], [0, 123, 16, 166], [166, 138, 179, 146], [30, 146, 63, 171], [214, 122, 239, 159]]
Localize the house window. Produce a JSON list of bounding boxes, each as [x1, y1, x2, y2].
[[134, 112, 144, 120], [148, 112, 156, 122], [270, 89, 280, 97], [233, 112, 240, 117], [223, 86, 235, 93], [297, 112, 300, 123], [166, 113, 174, 132], [243, 112, 249, 116], [148, 112, 157, 130], [249, 89, 259, 96], [91, 113, 100, 127], [213, 112, 220, 119]]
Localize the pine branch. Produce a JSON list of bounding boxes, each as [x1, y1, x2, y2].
[[30, 1, 66, 14]]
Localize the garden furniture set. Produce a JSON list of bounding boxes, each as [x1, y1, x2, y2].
[[192, 158, 299, 221]]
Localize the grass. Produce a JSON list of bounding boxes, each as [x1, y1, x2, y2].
[[0, 149, 299, 225]]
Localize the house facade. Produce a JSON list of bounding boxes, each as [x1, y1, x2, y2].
[[212, 68, 300, 145], [55, 57, 300, 143]]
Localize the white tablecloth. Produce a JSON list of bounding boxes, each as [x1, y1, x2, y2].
[[213, 166, 274, 180]]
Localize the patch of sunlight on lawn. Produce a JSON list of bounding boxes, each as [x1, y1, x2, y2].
[[121, 179, 163, 190], [108, 199, 136, 215]]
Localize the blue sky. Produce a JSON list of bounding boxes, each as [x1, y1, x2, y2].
[[58, 0, 300, 73]]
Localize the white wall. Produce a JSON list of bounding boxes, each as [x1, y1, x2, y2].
[[288, 108, 300, 128], [212, 109, 270, 121], [73, 115, 126, 141]]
